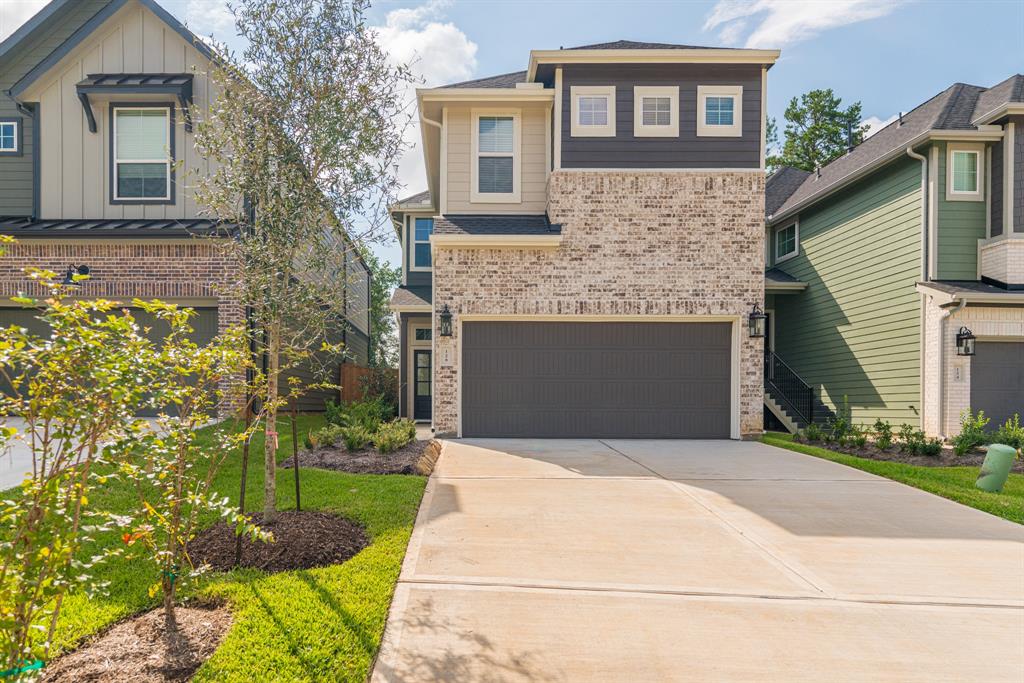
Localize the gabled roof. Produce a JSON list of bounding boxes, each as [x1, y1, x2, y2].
[[390, 285, 432, 310], [0, 0, 76, 60], [567, 40, 722, 51], [765, 167, 810, 217], [445, 71, 528, 89], [394, 190, 432, 208], [9, 0, 216, 98], [972, 74, 1024, 124]]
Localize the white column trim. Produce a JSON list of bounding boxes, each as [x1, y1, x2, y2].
[[553, 67, 562, 171]]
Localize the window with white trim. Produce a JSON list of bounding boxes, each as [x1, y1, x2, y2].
[[633, 86, 679, 137], [570, 86, 615, 137], [471, 110, 520, 203], [775, 221, 798, 262], [412, 217, 433, 269], [113, 107, 171, 201], [0, 119, 19, 155], [697, 85, 742, 137], [944, 143, 984, 202]]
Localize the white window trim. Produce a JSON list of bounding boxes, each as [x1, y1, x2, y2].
[[774, 219, 799, 263], [633, 86, 679, 137], [697, 85, 742, 138], [112, 106, 171, 201], [570, 85, 616, 137], [470, 108, 521, 204], [409, 214, 434, 272], [0, 119, 18, 153], [946, 142, 984, 202]]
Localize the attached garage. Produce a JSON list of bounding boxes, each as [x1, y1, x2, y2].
[[972, 341, 1024, 429], [461, 320, 734, 438]]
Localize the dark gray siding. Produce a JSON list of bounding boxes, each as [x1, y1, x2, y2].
[[461, 321, 732, 438], [1013, 116, 1024, 232], [345, 326, 369, 366], [0, 0, 108, 216], [560, 63, 762, 169], [991, 138, 1003, 236]]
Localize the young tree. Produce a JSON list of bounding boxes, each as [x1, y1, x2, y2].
[[767, 89, 867, 172], [361, 249, 401, 368], [192, 0, 414, 522]]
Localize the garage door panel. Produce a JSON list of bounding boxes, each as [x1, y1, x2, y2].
[[462, 321, 732, 438], [972, 342, 1024, 429]]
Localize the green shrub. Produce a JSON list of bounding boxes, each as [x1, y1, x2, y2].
[[873, 419, 893, 450], [373, 422, 410, 454], [920, 437, 944, 457], [308, 423, 345, 448], [953, 410, 990, 456], [826, 396, 852, 443], [325, 398, 347, 426], [991, 413, 1024, 450], [342, 426, 373, 451], [326, 396, 394, 432], [394, 418, 417, 442], [850, 424, 868, 449], [897, 424, 927, 455], [803, 422, 823, 442]]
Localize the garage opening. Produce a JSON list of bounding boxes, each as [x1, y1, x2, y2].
[[461, 321, 732, 438], [971, 341, 1024, 429]]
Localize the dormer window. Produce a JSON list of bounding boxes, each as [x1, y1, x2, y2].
[[112, 105, 173, 203], [697, 85, 742, 137], [570, 86, 616, 137], [633, 86, 679, 137], [0, 118, 20, 155]]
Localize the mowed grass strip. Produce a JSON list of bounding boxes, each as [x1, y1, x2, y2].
[[762, 432, 1023, 525], [44, 414, 426, 682]]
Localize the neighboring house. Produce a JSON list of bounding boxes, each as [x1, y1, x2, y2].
[[0, 0, 371, 412], [390, 41, 780, 438], [765, 76, 1024, 437]]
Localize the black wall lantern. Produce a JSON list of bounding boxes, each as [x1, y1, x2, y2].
[[438, 304, 453, 337], [748, 303, 766, 338], [956, 326, 976, 356], [62, 264, 90, 287]]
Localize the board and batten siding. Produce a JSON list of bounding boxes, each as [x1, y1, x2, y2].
[[559, 63, 762, 169], [444, 103, 549, 214], [771, 156, 923, 427], [0, 0, 109, 216], [21, 1, 214, 221], [934, 142, 987, 279]]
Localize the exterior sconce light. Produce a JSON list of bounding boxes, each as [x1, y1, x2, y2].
[[62, 264, 90, 287], [748, 303, 766, 338], [438, 304, 453, 337], [956, 326, 976, 356]]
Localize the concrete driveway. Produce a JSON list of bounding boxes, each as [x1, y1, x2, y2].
[[373, 439, 1024, 682]]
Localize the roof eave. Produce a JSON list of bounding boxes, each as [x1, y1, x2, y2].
[[417, 88, 553, 102], [526, 48, 781, 82], [971, 103, 1024, 126], [916, 282, 1024, 305], [0, 0, 75, 60]]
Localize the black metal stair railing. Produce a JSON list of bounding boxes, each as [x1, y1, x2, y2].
[[764, 350, 814, 426]]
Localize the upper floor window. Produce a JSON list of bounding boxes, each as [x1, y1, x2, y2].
[[634, 86, 679, 137], [570, 86, 616, 137], [946, 144, 983, 201], [112, 106, 172, 202], [0, 118, 20, 155], [775, 221, 798, 263], [412, 217, 433, 270], [471, 110, 520, 203], [697, 85, 742, 138]]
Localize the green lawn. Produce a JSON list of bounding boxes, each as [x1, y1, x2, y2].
[[46, 413, 426, 682], [761, 432, 1024, 525]]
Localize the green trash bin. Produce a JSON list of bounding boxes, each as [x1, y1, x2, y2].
[[976, 444, 1017, 493]]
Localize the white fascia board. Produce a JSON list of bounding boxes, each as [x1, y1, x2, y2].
[[527, 48, 781, 81]]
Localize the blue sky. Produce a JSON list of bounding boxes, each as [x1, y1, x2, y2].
[[2, 0, 1022, 269]]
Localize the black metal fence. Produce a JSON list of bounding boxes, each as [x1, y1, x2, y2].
[[764, 350, 814, 426]]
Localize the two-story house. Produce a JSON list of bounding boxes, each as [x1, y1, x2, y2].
[[0, 0, 371, 412], [764, 76, 1024, 437], [390, 41, 780, 439]]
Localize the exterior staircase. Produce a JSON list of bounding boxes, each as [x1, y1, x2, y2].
[[763, 350, 815, 434]]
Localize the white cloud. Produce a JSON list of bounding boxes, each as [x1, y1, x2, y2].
[[372, 0, 477, 198], [0, 0, 48, 43], [184, 0, 234, 40], [704, 0, 904, 49], [862, 113, 898, 138]]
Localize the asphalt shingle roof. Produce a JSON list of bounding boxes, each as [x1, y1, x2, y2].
[[972, 74, 1024, 123], [444, 70, 528, 89], [390, 285, 432, 308], [765, 167, 811, 217], [434, 214, 562, 236], [566, 40, 723, 50], [921, 280, 1023, 296], [765, 268, 805, 286]]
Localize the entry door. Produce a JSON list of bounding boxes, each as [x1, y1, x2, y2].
[[413, 349, 432, 420]]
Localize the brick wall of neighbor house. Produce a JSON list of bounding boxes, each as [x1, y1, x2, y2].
[[431, 170, 766, 437], [0, 239, 246, 412]]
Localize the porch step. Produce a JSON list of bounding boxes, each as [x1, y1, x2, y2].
[[764, 390, 803, 434]]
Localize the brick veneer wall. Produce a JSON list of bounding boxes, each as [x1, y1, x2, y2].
[[431, 170, 766, 437], [0, 239, 246, 413], [979, 237, 1024, 286]]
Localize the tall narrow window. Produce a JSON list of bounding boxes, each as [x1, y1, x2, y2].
[[775, 222, 798, 263], [570, 86, 616, 137], [471, 110, 520, 203], [951, 151, 978, 193], [113, 107, 171, 201], [945, 145, 984, 201], [0, 119, 19, 155], [412, 217, 433, 269]]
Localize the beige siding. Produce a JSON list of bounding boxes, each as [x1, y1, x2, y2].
[[445, 103, 549, 214], [24, 0, 215, 221]]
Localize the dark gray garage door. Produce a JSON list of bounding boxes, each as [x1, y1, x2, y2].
[[972, 341, 1024, 429], [462, 321, 732, 438]]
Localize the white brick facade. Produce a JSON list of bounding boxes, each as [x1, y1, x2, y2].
[[431, 170, 766, 438], [978, 235, 1024, 286]]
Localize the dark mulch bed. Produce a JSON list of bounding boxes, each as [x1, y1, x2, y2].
[[42, 604, 230, 683], [280, 438, 440, 475], [798, 439, 1024, 473], [187, 510, 368, 573]]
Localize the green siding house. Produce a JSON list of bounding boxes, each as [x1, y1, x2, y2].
[[765, 77, 1024, 437]]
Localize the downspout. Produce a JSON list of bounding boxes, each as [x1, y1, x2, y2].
[[937, 298, 967, 438], [906, 146, 930, 433], [420, 114, 441, 130]]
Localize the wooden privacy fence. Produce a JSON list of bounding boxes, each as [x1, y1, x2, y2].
[[340, 364, 398, 403]]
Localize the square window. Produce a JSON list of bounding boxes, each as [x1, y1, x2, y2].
[[0, 121, 17, 153], [478, 156, 513, 194], [570, 86, 616, 137], [775, 223, 798, 261], [478, 116, 513, 153], [578, 96, 608, 126], [697, 86, 742, 137], [414, 328, 432, 341], [641, 97, 671, 126], [705, 96, 734, 126], [951, 151, 978, 193]]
